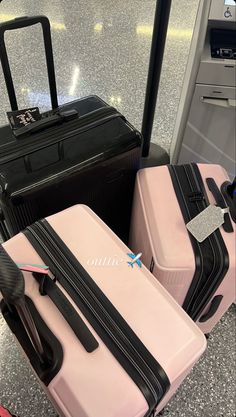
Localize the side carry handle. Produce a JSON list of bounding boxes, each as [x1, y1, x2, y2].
[[0, 15, 58, 111], [0, 244, 45, 363], [206, 177, 233, 233], [199, 295, 223, 323]]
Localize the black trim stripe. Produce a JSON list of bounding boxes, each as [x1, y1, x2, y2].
[[190, 164, 229, 320]]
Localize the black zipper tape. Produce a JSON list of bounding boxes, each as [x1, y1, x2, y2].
[[9, 130, 140, 199], [168, 164, 205, 315], [184, 164, 218, 318], [32, 272, 99, 353], [206, 177, 233, 233], [24, 220, 170, 416], [189, 164, 229, 321], [168, 164, 229, 322]]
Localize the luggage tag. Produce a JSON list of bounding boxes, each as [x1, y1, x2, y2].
[[7, 107, 41, 130], [186, 205, 230, 243], [17, 263, 49, 274]]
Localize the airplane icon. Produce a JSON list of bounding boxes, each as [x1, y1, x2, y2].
[[127, 252, 142, 268]]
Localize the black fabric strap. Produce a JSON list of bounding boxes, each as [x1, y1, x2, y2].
[[32, 272, 99, 353]]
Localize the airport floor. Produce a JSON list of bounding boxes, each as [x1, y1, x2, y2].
[[0, 0, 235, 416]]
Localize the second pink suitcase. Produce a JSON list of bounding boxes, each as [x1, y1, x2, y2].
[[0, 205, 206, 417], [129, 163, 236, 334]]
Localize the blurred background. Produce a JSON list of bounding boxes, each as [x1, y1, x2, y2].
[[0, 0, 200, 153]]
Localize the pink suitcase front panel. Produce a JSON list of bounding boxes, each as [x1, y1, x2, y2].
[[3, 205, 206, 417], [4, 233, 148, 417], [129, 164, 236, 334]]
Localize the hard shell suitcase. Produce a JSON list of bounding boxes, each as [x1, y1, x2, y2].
[[0, 16, 142, 242], [0, 205, 206, 417], [129, 163, 236, 334]]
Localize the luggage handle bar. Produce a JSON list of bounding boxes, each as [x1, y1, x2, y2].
[[0, 15, 58, 111]]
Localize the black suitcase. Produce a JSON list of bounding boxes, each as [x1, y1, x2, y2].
[[0, 16, 142, 242]]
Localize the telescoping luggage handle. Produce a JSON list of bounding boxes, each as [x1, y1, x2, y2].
[[0, 15, 58, 111]]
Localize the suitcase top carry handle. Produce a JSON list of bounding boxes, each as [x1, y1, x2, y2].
[[13, 108, 79, 138], [0, 15, 58, 111]]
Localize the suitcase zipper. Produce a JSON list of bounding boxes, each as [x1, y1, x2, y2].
[[9, 133, 139, 198], [0, 106, 123, 164], [188, 164, 229, 321], [169, 164, 229, 321], [183, 164, 216, 313], [183, 164, 227, 319], [168, 164, 204, 315], [24, 221, 170, 416]]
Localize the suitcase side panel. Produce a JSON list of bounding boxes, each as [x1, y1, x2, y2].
[[130, 163, 235, 333], [129, 166, 195, 306]]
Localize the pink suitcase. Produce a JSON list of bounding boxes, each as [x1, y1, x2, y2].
[[0, 205, 206, 417], [129, 163, 236, 335]]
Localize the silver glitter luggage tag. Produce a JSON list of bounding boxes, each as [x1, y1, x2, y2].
[[186, 205, 230, 243]]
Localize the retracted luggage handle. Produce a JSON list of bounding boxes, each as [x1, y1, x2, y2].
[[0, 15, 58, 111]]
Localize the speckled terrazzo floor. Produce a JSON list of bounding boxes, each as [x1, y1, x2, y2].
[[0, 1, 235, 417]]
